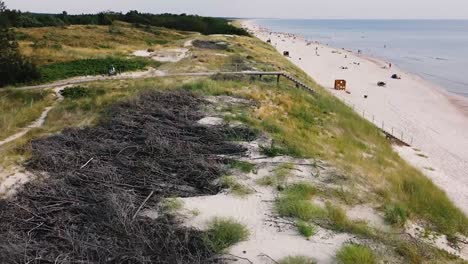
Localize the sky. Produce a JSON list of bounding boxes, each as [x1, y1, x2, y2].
[[5, 0, 468, 19]]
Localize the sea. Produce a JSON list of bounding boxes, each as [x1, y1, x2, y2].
[[252, 19, 468, 97]]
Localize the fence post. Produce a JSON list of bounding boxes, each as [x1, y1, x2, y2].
[[411, 136, 413, 145], [401, 131, 404, 141], [372, 115, 374, 123], [392, 127, 394, 135], [382, 121, 384, 130]]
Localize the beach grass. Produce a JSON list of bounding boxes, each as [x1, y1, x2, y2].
[[161, 198, 184, 213], [325, 203, 373, 237], [220, 176, 253, 197], [203, 217, 249, 253], [296, 220, 317, 238], [229, 160, 256, 173], [278, 256, 317, 264], [384, 203, 408, 226], [276, 183, 326, 221], [257, 163, 293, 187], [178, 73, 467, 236], [16, 22, 188, 66], [336, 244, 377, 264]]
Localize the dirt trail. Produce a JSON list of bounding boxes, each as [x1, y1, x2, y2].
[[17, 69, 167, 91], [0, 87, 64, 148]]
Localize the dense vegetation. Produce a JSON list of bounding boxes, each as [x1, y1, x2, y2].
[[0, 1, 39, 87], [38, 57, 157, 83], [1, 8, 249, 36]]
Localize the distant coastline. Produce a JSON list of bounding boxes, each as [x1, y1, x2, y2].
[[249, 18, 468, 98]]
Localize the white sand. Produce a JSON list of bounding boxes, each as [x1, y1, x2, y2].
[[179, 137, 355, 263], [197, 116, 224, 126], [243, 20, 468, 215], [132, 48, 189, 62], [406, 222, 468, 260]]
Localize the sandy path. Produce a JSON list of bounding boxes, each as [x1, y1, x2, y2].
[[0, 87, 65, 148], [243, 20, 468, 215]]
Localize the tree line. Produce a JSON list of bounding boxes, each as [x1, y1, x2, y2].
[[1, 9, 249, 36], [0, 1, 40, 87]]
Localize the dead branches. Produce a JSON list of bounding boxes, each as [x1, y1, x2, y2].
[[0, 90, 255, 263]]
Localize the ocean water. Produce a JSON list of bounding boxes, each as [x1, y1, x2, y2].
[[253, 19, 468, 96]]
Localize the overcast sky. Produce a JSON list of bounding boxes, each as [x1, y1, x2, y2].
[[5, 0, 468, 19]]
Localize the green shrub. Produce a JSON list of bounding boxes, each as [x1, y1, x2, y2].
[[395, 242, 421, 264], [38, 57, 158, 83], [277, 183, 325, 221], [161, 198, 183, 213], [326, 203, 373, 237], [279, 255, 316, 264], [258, 163, 294, 187], [60, 86, 106, 99], [283, 183, 316, 200], [220, 176, 253, 197], [260, 144, 289, 157], [204, 217, 249, 253], [297, 221, 316, 238], [384, 203, 408, 226], [336, 244, 377, 264], [230, 160, 255, 173]]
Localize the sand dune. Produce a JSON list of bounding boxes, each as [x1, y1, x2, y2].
[[244, 20, 468, 215]]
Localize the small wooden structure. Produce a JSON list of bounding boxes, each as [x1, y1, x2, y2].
[[334, 79, 346, 90]]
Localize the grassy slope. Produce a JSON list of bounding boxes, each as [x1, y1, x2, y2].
[[16, 22, 190, 65], [0, 24, 466, 262], [10, 22, 193, 85]]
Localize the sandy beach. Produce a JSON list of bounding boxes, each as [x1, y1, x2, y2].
[[243, 20, 468, 215]]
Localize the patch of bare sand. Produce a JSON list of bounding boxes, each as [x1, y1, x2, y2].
[[0, 167, 37, 198], [179, 161, 353, 264], [133, 48, 189, 62], [406, 222, 468, 260]]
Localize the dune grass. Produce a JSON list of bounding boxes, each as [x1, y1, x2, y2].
[[279, 256, 316, 264], [0, 89, 54, 141], [276, 183, 326, 221], [181, 75, 467, 236], [161, 198, 184, 213], [384, 203, 408, 226], [257, 163, 293, 187], [229, 160, 255, 173], [220, 176, 253, 197], [203, 217, 249, 253], [336, 244, 377, 264], [325, 203, 373, 237], [296, 220, 317, 238], [16, 22, 189, 65]]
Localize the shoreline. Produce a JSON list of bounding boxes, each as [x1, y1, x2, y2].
[[242, 19, 468, 215]]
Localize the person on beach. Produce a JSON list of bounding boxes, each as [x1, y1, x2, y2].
[[389, 63, 392, 68]]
